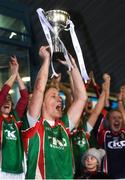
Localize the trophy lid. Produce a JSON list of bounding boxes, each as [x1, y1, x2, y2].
[[46, 10, 70, 27]]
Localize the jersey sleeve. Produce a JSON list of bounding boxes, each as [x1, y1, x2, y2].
[[22, 113, 41, 139], [0, 84, 10, 108], [22, 121, 40, 139], [15, 89, 29, 118]]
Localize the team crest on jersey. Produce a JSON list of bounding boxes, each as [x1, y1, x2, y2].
[[74, 137, 87, 147], [77, 139, 87, 147]]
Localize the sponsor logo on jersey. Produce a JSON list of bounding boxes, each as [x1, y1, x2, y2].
[[108, 140, 125, 149], [4, 130, 17, 140], [48, 136, 67, 149]]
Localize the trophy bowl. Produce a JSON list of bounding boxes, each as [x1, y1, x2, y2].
[[45, 10, 70, 74], [46, 10, 70, 29], [45, 10, 70, 53]]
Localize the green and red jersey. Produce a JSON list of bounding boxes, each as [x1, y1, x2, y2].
[[0, 84, 28, 174], [22, 114, 73, 179], [71, 127, 90, 177], [0, 115, 24, 173]]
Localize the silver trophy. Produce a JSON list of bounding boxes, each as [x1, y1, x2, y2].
[[45, 10, 70, 53], [37, 8, 89, 80]]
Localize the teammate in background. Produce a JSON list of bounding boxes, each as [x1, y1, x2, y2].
[[0, 56, 28, 179]]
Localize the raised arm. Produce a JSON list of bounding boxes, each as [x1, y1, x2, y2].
[[0, 56, 18, 107], [28, 46, 50, 119], [103, 73, 111, 107], [10, 56, 29, 118], [66, 54, 87, 128], [90, 71, 101, 98], [5, 56, 19, 87], [88, 73, 111, 128], [117, 85, 125, 125]]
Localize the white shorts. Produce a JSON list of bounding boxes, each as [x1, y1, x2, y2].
[[0, 170, 25, 180]]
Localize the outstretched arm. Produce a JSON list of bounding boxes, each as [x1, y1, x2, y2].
[[58, 56, 87, 128], [118, 86, 125, 125], [90, 71, 101, 98], [103, 73, 111, 107], [5, 56, 19, 87], [10, 56, 29, 118], [0, 56, 18, 108], [28, 46, 50, 119], [88, 73, 111, 128], [66, 54, 87, 128]]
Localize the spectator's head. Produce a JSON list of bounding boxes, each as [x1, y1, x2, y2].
[[0, 94, 13, 117], [82, 148, 106, 172], [107, 109, 123, 132]]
